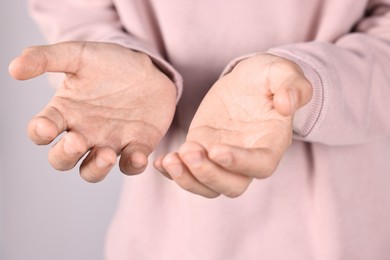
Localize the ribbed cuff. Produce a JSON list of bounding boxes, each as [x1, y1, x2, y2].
[[267, 49, 325, 139]]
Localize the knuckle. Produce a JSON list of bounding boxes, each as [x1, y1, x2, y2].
[[225, 187, 246, 198], [49, 160, 67, 171], [224, 178, 251, 198], [81, 172, 102, 183], [177, 178, 195, 191], [48, 153, 73, 171], [196, 170, 217, 185], [81, 163, 108, 183]]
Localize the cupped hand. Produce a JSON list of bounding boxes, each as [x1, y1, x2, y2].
[[9, 41, 177, 182], [155, 53, 312, 198]]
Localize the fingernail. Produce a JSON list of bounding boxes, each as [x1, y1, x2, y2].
[[35, 123, 52, 140], [166, 164, 183, 178], [131, 159, 146, 169], [213, 153, 232, 167], [183, 151, 203, 167], [288, 89, 297, 112], [96, 157, 111, 168], [35, 123, 45, 136], [130, 152, 147, 169], [63, 138, 79, 155]]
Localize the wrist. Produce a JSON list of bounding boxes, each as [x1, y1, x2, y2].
[[267, 51, 323, 138], [129, 49, 182, 102]]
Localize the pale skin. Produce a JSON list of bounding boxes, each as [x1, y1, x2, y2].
[[9, 41, 312, 197]]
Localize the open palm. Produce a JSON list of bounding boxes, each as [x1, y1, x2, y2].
[[9, 42, 177, 182], [157, 54, 312, 198]]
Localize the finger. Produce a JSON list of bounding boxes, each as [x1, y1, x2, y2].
[[119, 143, 151, 175], [9, 41, 85, 80], [153, 155, 172, 180], [162, 152, 220, 198], [208, 144, 280, 179], [80, 146, 117, 183], [48, 132, 89, 171], [179, 142, 252, 198], [27, 105, 67, 145], [273, 76, 313, 116]]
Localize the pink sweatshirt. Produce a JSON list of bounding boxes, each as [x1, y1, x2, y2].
[[29, 0, 390, 259]]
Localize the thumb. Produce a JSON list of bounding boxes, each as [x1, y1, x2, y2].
[[273, 76, 313, 116], [8, 41, 85, 80]]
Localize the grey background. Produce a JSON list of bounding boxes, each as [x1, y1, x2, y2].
[[0, 1, 123, 259]]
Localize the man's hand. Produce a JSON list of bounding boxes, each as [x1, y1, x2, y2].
[[9, 41, 177, 182], [155, 53, 312, 198]]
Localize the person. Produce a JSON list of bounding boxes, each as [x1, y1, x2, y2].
[[9, 0, 390, 259]]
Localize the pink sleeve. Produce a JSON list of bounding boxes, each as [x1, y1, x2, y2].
[[28, 0, 183, 99], [223, 1, 390, 146], [268, 1, 390, 145]]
